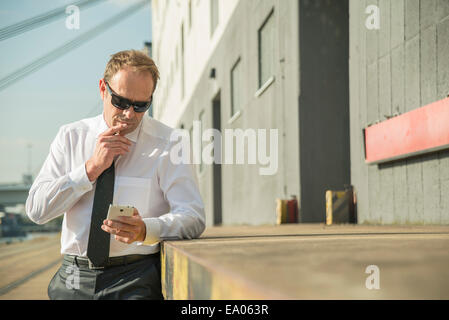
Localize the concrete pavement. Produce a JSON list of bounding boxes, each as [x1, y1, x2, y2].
[[0, 234, 61, 300]]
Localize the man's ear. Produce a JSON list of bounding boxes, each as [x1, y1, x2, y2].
[[99, 79, 106, 100]]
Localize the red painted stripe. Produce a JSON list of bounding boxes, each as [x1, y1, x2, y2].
[[365, 97, 449, 164]]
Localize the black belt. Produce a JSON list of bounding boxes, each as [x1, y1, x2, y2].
[[64, 252, 160, 270]]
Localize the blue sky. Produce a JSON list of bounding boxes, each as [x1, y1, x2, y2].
[[0, 0, 152, 183]]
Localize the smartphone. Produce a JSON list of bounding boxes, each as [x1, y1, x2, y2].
[[107, 204, 134, 221]]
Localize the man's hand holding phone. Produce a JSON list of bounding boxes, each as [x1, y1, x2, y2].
[[101, 207, 147, 244], [85, 123, 132, 182]]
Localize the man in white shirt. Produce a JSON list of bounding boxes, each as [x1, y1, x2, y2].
[[26, 50, 205, 300]]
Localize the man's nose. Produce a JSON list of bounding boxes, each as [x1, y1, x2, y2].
[[123, 107, 136, 119]]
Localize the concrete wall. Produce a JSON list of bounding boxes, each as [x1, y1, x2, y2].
[[175, 0, 301, 227], [349, 0, 449, 224]]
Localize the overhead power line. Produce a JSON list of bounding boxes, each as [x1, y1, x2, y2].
[[0, 0, 107, 42], [0, 0, 149, 92]]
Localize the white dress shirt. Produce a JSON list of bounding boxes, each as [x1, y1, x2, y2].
[[26, 113, 205, 257]]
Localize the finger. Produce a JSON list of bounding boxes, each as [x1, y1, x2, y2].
[[103, 219, 136, 232], [100, 135, 132, 146], [115, 215, 141, 225], [101, 124, 128, 137], [101, 224, 135, 238], [114, 235, 135, 244], [101, 224, 115, 234], [103, 142, 131, 151]]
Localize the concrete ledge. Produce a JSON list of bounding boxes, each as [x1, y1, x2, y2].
[[162, 241, 282, 300], [161, 224, 449, 299]]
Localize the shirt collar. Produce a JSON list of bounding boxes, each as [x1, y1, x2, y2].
[[96, 113, 143, 143]]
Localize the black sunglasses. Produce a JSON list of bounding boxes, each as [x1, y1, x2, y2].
[[105, 82, 152, 113]]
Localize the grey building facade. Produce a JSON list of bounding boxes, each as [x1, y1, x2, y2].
[[160, 0, 449, 226]]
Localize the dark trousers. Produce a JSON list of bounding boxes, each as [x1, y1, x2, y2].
[[48, 253, 164, 300]]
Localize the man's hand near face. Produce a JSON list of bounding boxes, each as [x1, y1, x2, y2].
[[86, 122, 146, 245], [101, 208, 146, 244], [85, 123, 132, 182]]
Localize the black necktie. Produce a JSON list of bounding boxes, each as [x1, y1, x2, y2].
[[87, 162, 115, 267]]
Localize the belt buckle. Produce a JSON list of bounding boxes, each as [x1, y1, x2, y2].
[[88, 259, 105, 270]]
